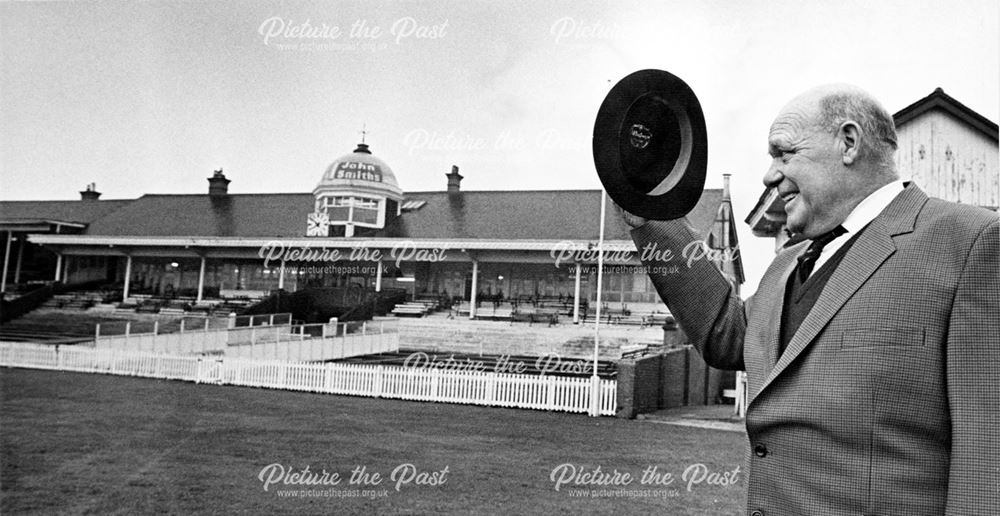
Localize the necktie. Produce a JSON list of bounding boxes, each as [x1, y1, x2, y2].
[[796, 225, 847, 283]]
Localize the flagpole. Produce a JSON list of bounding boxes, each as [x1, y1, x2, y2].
[[590, 189, 607, 417]]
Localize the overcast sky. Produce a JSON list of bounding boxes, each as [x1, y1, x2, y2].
[[2, 0, 997, 295]]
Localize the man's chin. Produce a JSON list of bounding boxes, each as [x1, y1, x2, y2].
[[785, 215, 806, 236]]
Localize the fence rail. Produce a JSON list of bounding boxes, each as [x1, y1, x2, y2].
[[0, 342, 617, 416], [93, 318, 400, 361]]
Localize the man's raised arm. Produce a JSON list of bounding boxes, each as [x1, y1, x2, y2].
[[629, 216, 747, 371]]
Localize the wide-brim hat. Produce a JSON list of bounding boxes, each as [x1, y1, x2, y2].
[[593, 69, 707, 220]]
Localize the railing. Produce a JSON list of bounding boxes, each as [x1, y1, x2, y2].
[[224, 319, 399, 361], [93, 317, 400, 362], [231, 313, 293, 327], [0, 342, 617, 416]]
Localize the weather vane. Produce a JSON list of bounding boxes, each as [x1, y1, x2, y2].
[[359, 123, 368, 144]]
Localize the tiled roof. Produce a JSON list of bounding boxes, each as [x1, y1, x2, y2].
[[6, 189, 723, 241], [84, 194, 314, 238], [0, 199, 133, 225], [381, 189, 722, 241]]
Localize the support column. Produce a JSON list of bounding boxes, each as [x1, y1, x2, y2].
[[14, 234, 25, 284], [573, 261, 582, 324], [374, 260, 382, 292], [1, 232, 11, 293], [54, 252, 63, 282], [277, 259, 285, 290], [196, 256, 206, 303], [122, 255, 132, 300], [469, 258, 479, 319]]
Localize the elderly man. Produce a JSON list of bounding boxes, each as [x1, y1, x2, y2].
[[622, 85, 999, 515]]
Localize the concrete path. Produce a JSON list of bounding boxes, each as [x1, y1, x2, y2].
[[639, 404, 746, 433]]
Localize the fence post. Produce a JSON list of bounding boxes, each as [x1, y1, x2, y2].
[[180, 319, 185, 334], [374, 365, 384, 397], [487, 372, 497, 405], [228, 313, 236, 329], [431, 368, 441, 401], [546, 375, 557, 410], [269, 314, 274, 326], [324, 363, 334, 393], [95, 323, 101, 340], [205, 318, 210, 332], [154, 320, 159, 335]]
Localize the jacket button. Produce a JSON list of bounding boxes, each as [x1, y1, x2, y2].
[[750, 511, 764, 516], [754, 444, 767, 457]]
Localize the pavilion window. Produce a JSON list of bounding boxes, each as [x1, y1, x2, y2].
[[325, 197, 352, 222], [322, 195, 383, 227], [352, 197, 380, 225]]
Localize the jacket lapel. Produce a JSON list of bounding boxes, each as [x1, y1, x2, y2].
[[764, 250, 800, 373], [752, 184, 927, 401]]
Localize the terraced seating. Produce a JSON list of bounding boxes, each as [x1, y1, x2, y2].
[[39, 292, 105, 310], [510, 308, 560, 326], [212, 298, 257, 315], [392, 301, 436, 317], [578, 306, 675, 328]]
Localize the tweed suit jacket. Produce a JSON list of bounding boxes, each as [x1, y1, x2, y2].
[[631, 184, 999, 515]]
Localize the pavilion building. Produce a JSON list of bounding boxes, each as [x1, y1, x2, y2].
[[2, 141, 741, 322]]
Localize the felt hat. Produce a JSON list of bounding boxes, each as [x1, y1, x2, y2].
[[593, 69, 707, 220]]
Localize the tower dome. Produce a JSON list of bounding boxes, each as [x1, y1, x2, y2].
[[307, 142, 404, 238], [314, 143, 403, 199]]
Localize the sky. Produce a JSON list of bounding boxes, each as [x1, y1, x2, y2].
[[2, 0, 998, 295]]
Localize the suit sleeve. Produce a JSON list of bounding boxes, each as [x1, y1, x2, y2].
[[945, 217, 1000, 515], [631, 219, 746, 371]]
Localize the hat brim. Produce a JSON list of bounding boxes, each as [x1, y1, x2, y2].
[[593, 69, 707, 221]]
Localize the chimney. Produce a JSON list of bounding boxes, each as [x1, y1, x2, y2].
[[80, 183, 101, 202], [208, 168, 231, 197], [446, 165, 463, 193], [722, 173, 732, 201]]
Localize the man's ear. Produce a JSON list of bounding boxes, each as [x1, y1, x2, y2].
[[838, 121, 861, 166]]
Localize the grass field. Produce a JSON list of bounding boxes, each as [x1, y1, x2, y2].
[[1, 368, 746, 515]]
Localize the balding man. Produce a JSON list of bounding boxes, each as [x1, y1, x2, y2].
[[622, 85, 999, 515]]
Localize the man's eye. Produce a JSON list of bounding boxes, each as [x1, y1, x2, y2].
[[781, 151, 794, 163]]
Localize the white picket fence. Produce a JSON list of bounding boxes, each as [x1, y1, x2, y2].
[[0, 342, 618, 416]]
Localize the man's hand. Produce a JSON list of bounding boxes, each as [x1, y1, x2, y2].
[[614, 202, 648, 229]]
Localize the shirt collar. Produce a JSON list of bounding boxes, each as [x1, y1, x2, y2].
[[840, 179, 906, 235]]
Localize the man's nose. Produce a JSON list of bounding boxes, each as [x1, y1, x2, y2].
[[763, 161, 783, 189]]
